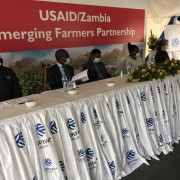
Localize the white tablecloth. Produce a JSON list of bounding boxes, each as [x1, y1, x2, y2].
[[0, 75, 179, 180]]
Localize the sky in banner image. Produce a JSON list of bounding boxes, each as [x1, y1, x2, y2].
[[0, 0, 145, 73]]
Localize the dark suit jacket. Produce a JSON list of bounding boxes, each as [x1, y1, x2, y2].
[[47, 64, 74, 90], [0, 66, 22, 102], [82, 61, 111, 82]]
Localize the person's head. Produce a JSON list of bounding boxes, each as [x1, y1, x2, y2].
[[128, 43, 140, 59], [89, 49, 101, 63], [156, 39, 169, 51], [55, 49, 70, 65]]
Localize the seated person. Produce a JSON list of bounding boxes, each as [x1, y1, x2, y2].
[[82, 49, 111, 82], [0, 56, 22, 102], [47, 49, 74, 90], [155, 39, 170, 64], [125, 43, 142, 72]]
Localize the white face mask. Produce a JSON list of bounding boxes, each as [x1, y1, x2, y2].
[[93, 58, 101, 63], [65, 58, 71, 65], [135, 52, 140, 58]]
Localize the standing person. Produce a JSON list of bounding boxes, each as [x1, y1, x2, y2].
[[47, 49, 74, 90], [82, 49, 111, 82], [0, 56, 22, 102], [155, 39, 170, 64], [124, 43, 143, 73]]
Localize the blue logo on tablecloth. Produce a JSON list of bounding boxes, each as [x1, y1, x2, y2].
[[155, 111, 158, 117], [126, 150, 135, 160], [140, 92, 146, 101], [172, 38, 179, 48], [45, 159, 52, 167], [108, 161, 116, 172], [49, 121, 58, 134], [67, 118, 76, 130], [59, 161, 65, 172], [122, 128, 129, 135], [157, 86, 161, 94], [116, 100, 120, 110], [146, 118, 154, 127], [33, 176, 37, 180], [15, 132, 25, 148], [162, 110, 165, 117], [86, 148, 95, 160], [81, 112, 86, 123], [159, 135, 164, 143], [93, 108, 98, 119], [36, 123, 46, 137], [78, 149, 85, 157]]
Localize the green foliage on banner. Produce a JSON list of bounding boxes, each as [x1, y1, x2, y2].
[[16, 69, 44, 96]]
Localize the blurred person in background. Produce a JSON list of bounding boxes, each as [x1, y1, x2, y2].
[[82, 49, 111, 82], [124, 43, 143, 73], [155, 39, 170, 64], [0, 56, 22, 102]]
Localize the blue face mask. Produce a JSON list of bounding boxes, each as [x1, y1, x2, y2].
[[93, 58, 101, 63]]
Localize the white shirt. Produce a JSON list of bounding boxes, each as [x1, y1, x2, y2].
[[124, 55, 142, 71], [56, 62, 67, 78]]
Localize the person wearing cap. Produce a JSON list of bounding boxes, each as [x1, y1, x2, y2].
[[47, 49, 74, 90], [0, 56, 22, 102], [124, 43, 143, 73], [82, 49, 111, 82]]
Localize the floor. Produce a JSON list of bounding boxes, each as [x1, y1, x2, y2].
[[123, 143, 180, 180]]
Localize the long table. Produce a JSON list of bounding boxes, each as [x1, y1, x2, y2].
[[0, 75, 179, 180]]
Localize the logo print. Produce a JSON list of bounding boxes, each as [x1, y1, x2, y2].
[[126, 150, 136, 160], [116, 100, 120, 110], [127, 96, 130, 104], [155, 111, 158, 117], [59, 161, 65, 172], [159, 135, 164, 143], [93, 108, 98, 119], [172, 38, 179, 48], [108, 161, 116, 172], [140, 92, 146, 101], [146, 118, 154, 127], [157, 86, 161, 94], [122, 128, 129, 135], [45, 159, 52, 167], [78, 149, 85, 157], [67, 118, 76, 130], [81, 112, 86, 123], [15, 132, 25, 148], [162, 110, 165, 117], [164, 84, 166, 90], [36, 123, 46, 137], [49, 121, 58, 134], [33, 176, 37, 180], [86, 148, 95, 160]]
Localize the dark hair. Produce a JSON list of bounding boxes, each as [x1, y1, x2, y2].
[[55, 49, 68, 60], [128, 43, 139, 54], [91, 49, 101, 55], [156, 39, 168, 51]]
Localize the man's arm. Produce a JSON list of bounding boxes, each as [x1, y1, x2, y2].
[[11, 70, 22, 98], [47, 68, 57, 90]]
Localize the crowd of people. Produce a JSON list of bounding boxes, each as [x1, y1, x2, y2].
[[0, 40, 170, 102]]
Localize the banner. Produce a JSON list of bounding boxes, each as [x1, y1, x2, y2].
[[165, 25, 180, 60], [0, 0, 145, 53]]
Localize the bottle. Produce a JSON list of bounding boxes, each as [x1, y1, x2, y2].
[[62, 77, 67, 91]]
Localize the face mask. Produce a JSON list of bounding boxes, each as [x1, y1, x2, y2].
[[135, 52, 140, 58], [93, 58, 101, 63], [65, 58, 71, 65]]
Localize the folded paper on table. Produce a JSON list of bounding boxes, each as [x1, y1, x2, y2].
[[71, 70, 89, 82]]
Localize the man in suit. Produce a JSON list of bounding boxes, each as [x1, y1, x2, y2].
[[0, 56, 22, 102], [82, 49, 111, 82], [47, 49, 74, 90]]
